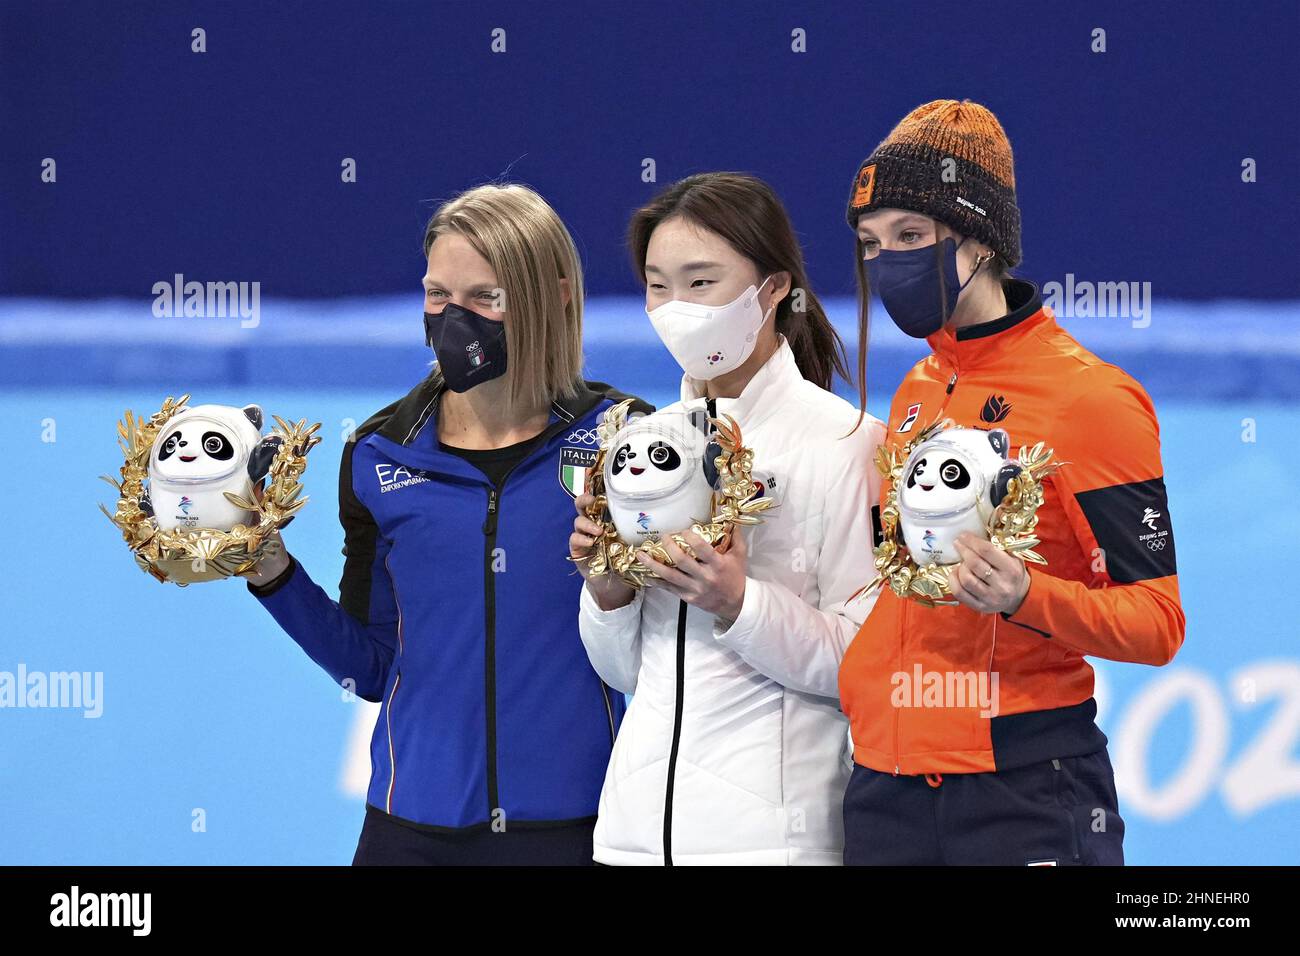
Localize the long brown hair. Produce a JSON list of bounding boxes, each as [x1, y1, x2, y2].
[[628, 172, 851, 397]]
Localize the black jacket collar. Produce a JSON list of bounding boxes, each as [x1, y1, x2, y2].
[[954, 278, 1041, 341]]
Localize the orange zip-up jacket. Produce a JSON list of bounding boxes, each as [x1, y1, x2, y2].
[[839, 279, 1185, 775]]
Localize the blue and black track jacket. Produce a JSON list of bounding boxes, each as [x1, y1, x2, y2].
[[249, 368, 653, 831]]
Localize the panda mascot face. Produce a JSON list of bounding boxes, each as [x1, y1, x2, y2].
[[897, 426, 1022, 566], [603, 406, 720, 546], [147, 403, 265, 532]]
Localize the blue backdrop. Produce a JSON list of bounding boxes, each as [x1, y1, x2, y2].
[[3, 0, 1298, 299], [1, 1, 1298, 866]]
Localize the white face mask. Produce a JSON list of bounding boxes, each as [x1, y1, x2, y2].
[[646, 275, 773, 380]]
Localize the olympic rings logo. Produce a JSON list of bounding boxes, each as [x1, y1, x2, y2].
[[565, 428, 599, 445]]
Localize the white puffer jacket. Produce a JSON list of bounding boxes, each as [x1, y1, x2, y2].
[[578, 336, 886, 865]]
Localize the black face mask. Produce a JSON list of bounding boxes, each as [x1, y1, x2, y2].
[[423, 302, 508, 393]]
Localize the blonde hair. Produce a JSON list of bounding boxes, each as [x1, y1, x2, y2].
[[422, 183, 585, 409]]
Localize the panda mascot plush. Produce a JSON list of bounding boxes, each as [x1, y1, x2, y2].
[[897, 425, 1024, 566], [142, 403, 284, 532], [603, 405, 722, 546]]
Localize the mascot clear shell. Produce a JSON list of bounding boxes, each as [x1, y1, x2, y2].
[[897, 426, 1023, 566], [603, 407, 721, 545], [143, 403, 283, 530], [145, 403, 282, 532]]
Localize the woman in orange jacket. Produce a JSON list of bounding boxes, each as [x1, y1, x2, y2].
[[838, 99, 1185, 865]]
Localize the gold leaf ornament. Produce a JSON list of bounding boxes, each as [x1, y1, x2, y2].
[[849, 417, 1064, 608], [571, 399, 774, 589], [98, 394, 323, 586]]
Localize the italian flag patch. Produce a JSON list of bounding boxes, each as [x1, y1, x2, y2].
[[559, 446, 597, 499]]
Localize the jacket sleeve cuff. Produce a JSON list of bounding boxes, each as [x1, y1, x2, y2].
[[1000, 566, 1056, 638], [246, 554, 299, 599], [579, 580, 644, 629], [713, 576, 762, 644]]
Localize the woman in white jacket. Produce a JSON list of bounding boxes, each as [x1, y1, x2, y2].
[[569, 173, 886, 865]]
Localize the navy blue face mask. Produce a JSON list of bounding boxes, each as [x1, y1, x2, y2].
[[864, 236, 981, 338], [423, 302, 509, 393]]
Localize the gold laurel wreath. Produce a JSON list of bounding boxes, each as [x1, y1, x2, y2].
[[571, 399, 774, 589], [850, 418, 1064, 608], [98, 393, 323, 586]]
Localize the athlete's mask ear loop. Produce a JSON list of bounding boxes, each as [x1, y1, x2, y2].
[[935, 236, 961, 325], [956, 250, 997, 327], [936, 237, 995, 325], [968, 249, 996, 281], [755, 273, 776, 328]]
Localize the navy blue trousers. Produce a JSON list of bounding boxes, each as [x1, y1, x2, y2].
[[843, 749, 1125, 865], [351, 804, 597, 866]]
